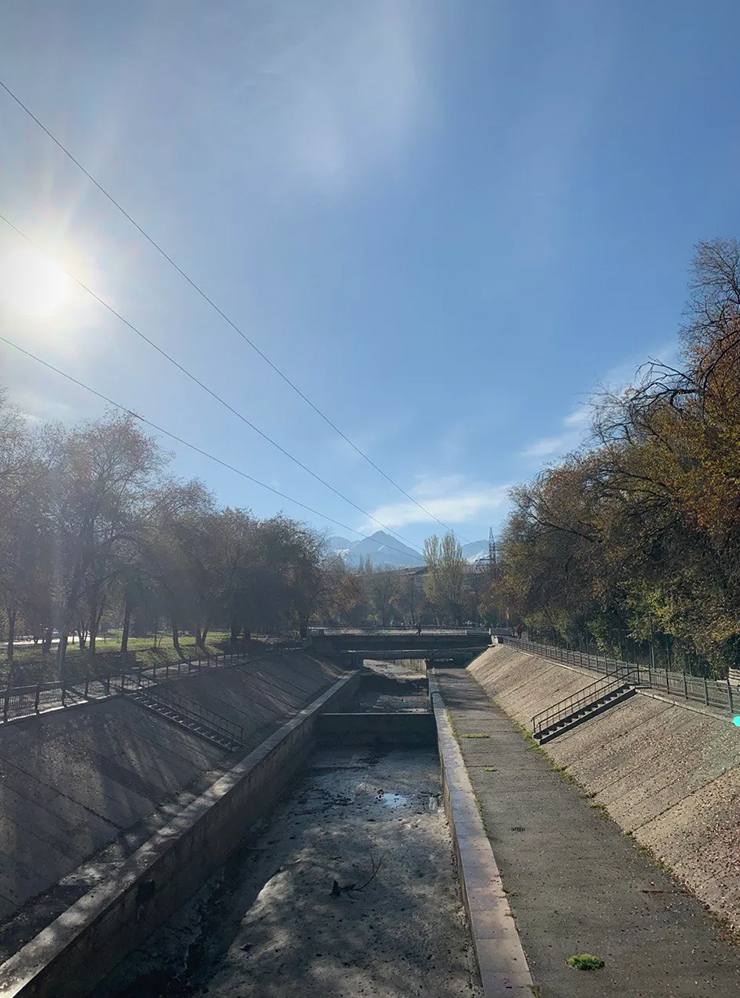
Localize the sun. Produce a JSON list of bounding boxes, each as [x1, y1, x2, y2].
[[0, 245, 71, 318]]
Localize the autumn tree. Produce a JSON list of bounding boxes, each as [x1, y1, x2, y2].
[[424, 532, 465, 624]]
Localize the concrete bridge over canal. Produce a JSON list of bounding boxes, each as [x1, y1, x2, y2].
[[307, 626, 492, 665]]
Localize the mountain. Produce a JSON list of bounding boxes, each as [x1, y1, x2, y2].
[[327, 532, 490, 568], [326, 535, 354, 555], [329, 530, 425, 568], [461, 540, 489, 563]]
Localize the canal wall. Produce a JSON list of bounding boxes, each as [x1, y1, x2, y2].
[[469, 643, 740, 931], [0, 669, 360, 998], [0, 653, 346, 926]]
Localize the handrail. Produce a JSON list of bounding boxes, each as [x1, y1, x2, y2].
[[131, 687, 244, 749], [0, 649, 250, 725], [309, 626, 490, 635], [502, 636, 739, 716], [531, 672, 635, 739]]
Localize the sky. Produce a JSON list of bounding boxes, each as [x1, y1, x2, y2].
[[1, 0, 739, 558]]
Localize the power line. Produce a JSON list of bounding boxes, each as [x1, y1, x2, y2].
[[0, 77, 471, 544], [0, 210, 423, 554], [0, 331, 427, 563]]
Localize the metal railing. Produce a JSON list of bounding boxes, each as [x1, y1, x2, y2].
[[501, 636, 740, 716], [129, 687, 245, 750], [532, 671, 635, 740], [0, 648, 250, 725], [308, 625, 491, 636]]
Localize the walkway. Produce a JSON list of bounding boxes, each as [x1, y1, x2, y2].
[[434, 667, 740, 998]]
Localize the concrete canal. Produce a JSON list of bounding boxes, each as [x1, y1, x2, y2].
[[91, 662, 483, 998]]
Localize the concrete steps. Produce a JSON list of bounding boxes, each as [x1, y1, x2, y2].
[[127, 690, 242, 750], [533, 682, 636, 744]]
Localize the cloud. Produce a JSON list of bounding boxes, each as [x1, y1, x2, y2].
[[364, 475, 510, 530], [519, 339, 681, 463], [597, 340, 679, 394], [520, 407, 590, 460], [563, 407, 590, 428], [520, 434, 576, 459]]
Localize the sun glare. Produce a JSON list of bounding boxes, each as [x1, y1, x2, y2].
[[0, 246, 71, 318]]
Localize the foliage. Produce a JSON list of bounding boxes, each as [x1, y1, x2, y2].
[[567, 954, 605, 971], [424, 532, 466, 624], [0, 406, 337, 678], [496, 238, 740, 676]]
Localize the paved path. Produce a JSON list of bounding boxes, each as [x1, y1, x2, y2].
[[435, 667, 740, 998]]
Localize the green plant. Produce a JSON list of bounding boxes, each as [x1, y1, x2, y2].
[[461, 732, 490, 739], [512, 720, 543, 753], [483, 766, 497, 771], [567, 953, 604, 971], [552, 763, 579, 786]]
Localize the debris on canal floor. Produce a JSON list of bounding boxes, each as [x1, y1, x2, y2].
[[93, 743, 482, 998]]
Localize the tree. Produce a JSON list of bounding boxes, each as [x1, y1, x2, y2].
[[495, 238, 740, 675], [424, 533, 465, 624], [46, 413, 164, 678]]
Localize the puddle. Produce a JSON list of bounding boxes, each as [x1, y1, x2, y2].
[[376, 792, 409, 808]]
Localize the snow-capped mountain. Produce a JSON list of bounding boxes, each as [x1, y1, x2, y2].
[[328, 531, 424, 568], [327, 532, 490, 568], [461, 540, 489, 563]]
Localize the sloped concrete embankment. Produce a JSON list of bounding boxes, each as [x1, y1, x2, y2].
[[470, 644, 740, 930], [0, 654, 345, 927], [0, 665, 359, 998]]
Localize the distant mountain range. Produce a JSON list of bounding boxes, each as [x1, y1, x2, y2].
[[327, 531, 488, 569]]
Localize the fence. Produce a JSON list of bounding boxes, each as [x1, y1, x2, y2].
[[308, 626, 491, 636], [500, 636, 740, 716], [0, 648, 250, 725]]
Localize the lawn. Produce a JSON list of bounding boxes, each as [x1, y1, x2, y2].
[[1, 631, 234, 686]]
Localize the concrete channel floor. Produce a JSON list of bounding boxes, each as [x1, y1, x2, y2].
[[92, 745, 482, 998], [435, 667, 740, 998]]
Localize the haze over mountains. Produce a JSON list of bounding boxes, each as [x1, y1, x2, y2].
[[327, 531, 488, 569]]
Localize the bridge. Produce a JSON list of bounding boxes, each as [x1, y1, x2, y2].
[[306, 626, 492, 665]]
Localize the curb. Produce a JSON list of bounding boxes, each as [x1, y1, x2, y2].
[[428, 673, 535, 997]]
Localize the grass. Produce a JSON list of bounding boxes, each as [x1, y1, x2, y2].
[[551, 763, 580, 787], [589, 801, 610, 818], [1, 631, 233, 686], [483, 766, 497, 772], [634, 841, 674, 877], [460, 732, 490, 739], [567, 953, 605, 971], [511, 719, 543, 753]]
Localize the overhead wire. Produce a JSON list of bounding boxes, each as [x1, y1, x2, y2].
[[0, 209, 423, 554], [0, 77, 472, 545], [0, 331, 428, 562]]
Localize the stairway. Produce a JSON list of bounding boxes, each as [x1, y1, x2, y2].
[[532, 673, 636, 744], [126, 689, 244, 751]]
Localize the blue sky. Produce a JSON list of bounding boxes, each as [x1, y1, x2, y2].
[[1, 1, 739, 555]]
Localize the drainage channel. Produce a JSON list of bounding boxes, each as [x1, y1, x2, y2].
[[91, 662, 483, 998]]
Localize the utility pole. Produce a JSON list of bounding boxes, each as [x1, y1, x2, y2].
[[488, 528, 497, 581]]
